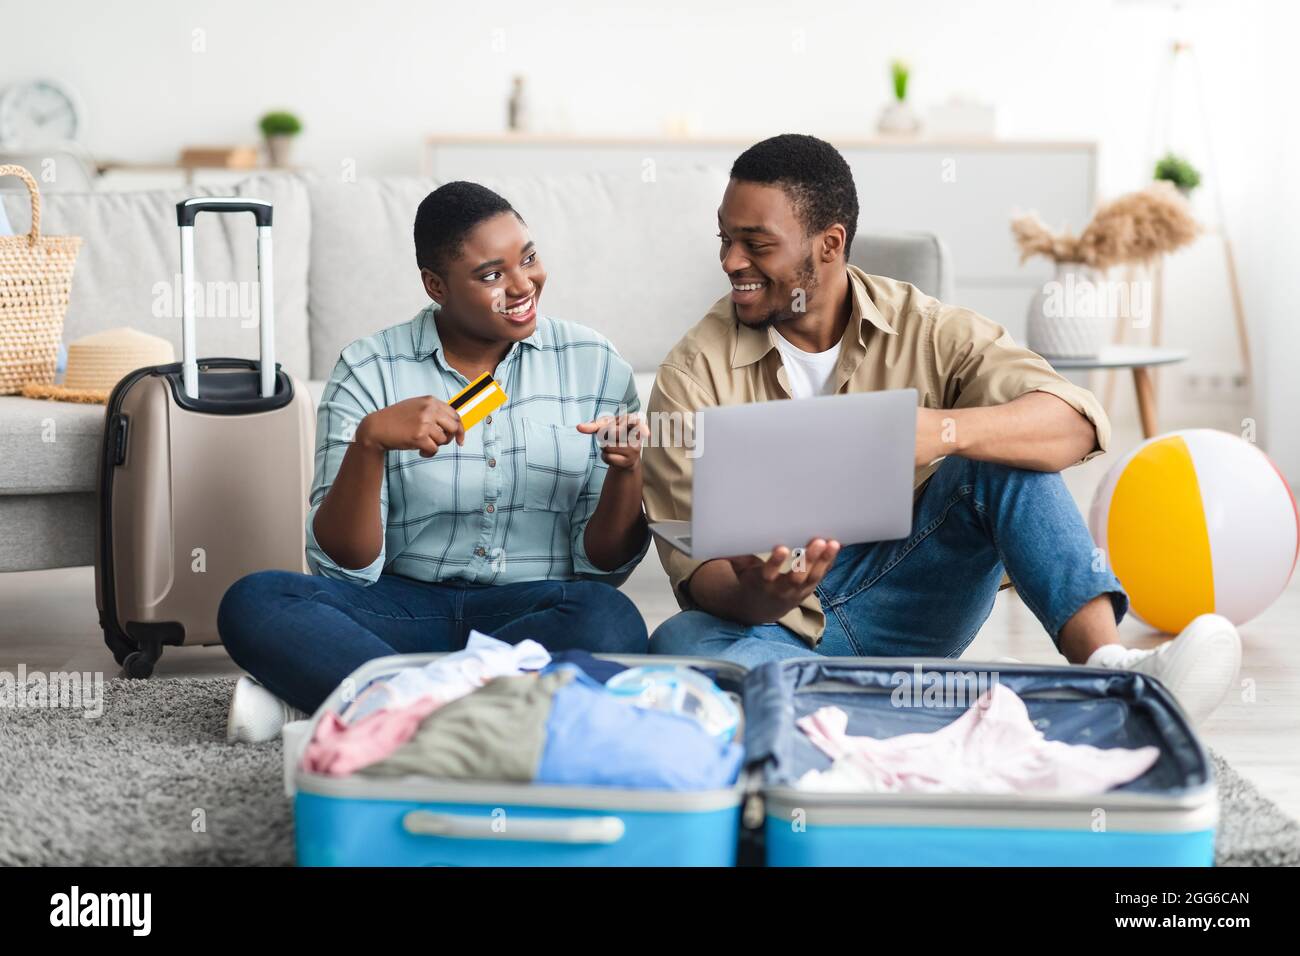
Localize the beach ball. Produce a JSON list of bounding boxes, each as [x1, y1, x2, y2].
[[1090, 429, 1298, 634]]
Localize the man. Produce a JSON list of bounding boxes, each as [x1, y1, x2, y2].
[[219, 182, 648, 738], [642, 134, 1240, 724]]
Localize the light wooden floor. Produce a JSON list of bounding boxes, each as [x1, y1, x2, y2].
[[2, 425, 1296, 821]]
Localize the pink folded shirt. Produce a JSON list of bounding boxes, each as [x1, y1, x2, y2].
[[302, 696, 443, 777], [301, 631, 551, 776], [796, 683, 1161, 795]]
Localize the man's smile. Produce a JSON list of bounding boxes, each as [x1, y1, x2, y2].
[[730, 276, 768, 306]]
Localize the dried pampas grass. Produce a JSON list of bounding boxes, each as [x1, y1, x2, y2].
[[1012, 181, 1200, 270]]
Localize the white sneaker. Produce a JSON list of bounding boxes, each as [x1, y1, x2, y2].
[[1088, 614, 1242, 726], [227, 675, 307, 744]]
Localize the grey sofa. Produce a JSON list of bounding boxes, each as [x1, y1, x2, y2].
[[0, 167, 950, 574]]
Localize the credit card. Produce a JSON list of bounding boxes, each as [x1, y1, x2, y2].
[[448, 372, 508, 430]]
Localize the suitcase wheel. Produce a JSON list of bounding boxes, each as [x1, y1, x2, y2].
[[122, 650, 157, 679], [118, 621, 179, 679]]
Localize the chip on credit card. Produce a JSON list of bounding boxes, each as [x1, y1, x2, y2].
[[449, 372, 508, 430]]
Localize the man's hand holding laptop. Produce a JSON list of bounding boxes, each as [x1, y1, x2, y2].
[[721, 538, 842, 626]]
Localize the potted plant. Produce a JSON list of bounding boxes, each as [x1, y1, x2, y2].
[[877, 60, 920, 136], [1153, 152, 1201, 196], [1011, 183, 1199, 358], [259, 111, 302, 168]]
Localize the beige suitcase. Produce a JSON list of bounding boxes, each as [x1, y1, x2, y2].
[[94, 198, 314, 677]]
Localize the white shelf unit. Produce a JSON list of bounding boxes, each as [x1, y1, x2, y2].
[[425, 134, 1098, 345]]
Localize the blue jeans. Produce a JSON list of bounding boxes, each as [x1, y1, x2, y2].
[[217, 572, 647, 712], [650, 456, 1128, 667]]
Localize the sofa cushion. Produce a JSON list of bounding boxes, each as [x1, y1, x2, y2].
[[0, 396, 105, 494], [0, 174, 313, 380], [306, 167, 731, 377]]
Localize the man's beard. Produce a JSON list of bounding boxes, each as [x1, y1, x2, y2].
[[747, 254, 818, 330]]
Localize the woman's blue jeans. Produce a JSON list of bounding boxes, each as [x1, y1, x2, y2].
[[217, 572, 647, 712], [650, 456, 1128, 667]]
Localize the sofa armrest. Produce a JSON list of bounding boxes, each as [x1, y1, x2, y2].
[[851, 231, 953, 302]]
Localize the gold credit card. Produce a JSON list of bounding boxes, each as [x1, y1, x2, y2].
[[448, 372, 507, 430]]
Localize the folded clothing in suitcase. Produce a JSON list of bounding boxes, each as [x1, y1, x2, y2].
[[289, 651, 750, 867], [743, 659, 1217, 867]]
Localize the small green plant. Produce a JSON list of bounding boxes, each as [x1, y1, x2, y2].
[[1154, 152, 1201, 193], [259, 111, 302, 137], [891, 60, 910, 102]]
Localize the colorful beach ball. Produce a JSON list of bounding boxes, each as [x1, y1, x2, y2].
[[1090, 429, 1298, 634]]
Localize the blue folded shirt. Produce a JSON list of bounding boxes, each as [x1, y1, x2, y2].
[[537, 665, 744, 791]]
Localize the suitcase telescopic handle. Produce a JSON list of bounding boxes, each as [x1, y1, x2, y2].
[[175, 197, 276, 400], [401, 810, 626, 845], [177, 198, 273, 228]]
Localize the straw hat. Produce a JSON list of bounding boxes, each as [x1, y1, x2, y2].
[[21, 327, 174, 403]]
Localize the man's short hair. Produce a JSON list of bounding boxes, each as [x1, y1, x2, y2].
[[729, 134, 859, 257], [414, 181, 523, 274]]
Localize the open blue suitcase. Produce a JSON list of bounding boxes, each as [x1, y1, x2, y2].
[[745, 659, 1217, 867], [289, 653, 752, 867], [288, 655, 1215, 866]]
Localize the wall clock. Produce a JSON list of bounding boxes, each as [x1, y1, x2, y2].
[[0, 79, 83, 148]]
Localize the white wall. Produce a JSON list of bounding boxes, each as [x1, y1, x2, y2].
[[0, 0, 1239, 186], [1222, 6, 1300, 481], [3, 0, 1297, 475]]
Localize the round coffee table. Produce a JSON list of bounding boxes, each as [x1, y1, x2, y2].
[[1046, 345, 1188, 439]]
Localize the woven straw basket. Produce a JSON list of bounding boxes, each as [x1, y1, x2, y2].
[[0, 164, 82, 394]]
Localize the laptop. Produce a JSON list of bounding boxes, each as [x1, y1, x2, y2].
[[649, 388, 917, 561]]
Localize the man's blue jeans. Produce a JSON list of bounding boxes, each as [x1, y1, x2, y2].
[[650, 456, 1128, 667], [217, 572, 647, 712]]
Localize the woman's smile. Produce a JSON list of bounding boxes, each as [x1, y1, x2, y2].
[[501, 293, 537, 324]]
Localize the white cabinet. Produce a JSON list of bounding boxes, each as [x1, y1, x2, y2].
[[425, 135, 1096, 342]]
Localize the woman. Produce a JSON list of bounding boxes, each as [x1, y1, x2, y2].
[[218, 182, 649, 738]]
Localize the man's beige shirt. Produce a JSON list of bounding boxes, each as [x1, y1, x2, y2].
[[642, 265, 1111, 646]]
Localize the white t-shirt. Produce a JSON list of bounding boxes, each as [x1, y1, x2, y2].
[[773, 332, 842, 399]]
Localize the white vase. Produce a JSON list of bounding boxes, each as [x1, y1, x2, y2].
[[1026, 264, 1111, 359], [265, 134, 295, 168], [877, 100, 920, 136]]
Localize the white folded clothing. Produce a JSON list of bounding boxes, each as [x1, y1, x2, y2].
[[339, 630, 551, 724]]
